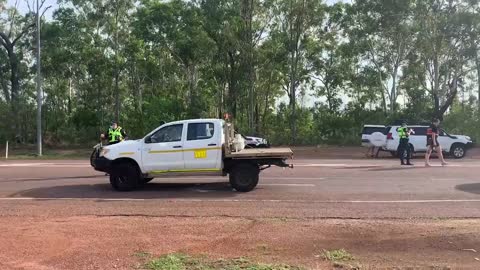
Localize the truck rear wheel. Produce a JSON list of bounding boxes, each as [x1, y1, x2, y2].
[[110, 162, 140, 191], [229, 163, 260, 192], [142, 177, 154, 184]]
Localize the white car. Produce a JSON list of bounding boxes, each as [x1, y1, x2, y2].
[[243, 135, 270, 148], [384, 125, 473, 159], [361, 125, 388, 148]]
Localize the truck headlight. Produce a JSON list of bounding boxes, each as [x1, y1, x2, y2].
[[99, 148, 110, 157]]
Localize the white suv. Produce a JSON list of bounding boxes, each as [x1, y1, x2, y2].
[[361, 125, 388, 148], [384, 125, 473, 159]]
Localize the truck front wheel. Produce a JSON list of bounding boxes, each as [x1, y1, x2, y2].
[[110, 162, 140, 191], [229, 163, 260, 192]]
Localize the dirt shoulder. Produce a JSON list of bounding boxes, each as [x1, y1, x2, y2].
[[291, 146, 480, 159], [0, 216, 479, 270]]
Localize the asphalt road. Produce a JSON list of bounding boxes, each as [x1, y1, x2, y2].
[[1, 158, 480, 219]]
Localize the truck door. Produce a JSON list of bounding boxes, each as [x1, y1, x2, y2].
[[142, 124, 185, 174], [182, 122, 221, 171]]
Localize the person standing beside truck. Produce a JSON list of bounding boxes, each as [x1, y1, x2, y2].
[[425, 118, 448, 167], [397, 121, 414, 166], [100, 121, 127, 145]]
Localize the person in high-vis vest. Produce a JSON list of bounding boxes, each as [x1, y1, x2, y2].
[[397, 121, 414, 166], [100, 121, 127, 145]]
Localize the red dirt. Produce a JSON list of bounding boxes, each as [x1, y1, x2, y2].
[[1, 216, 479, 270]]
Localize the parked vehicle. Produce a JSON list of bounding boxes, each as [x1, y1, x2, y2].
[[91, 119, 293, 192], [243, 135, 270, 148], [361, 125, 388, 148], [384, 125, 473, 159]]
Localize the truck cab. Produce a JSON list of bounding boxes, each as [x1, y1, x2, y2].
[[92, 119, 293, 192]]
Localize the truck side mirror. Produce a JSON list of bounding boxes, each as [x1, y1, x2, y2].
[[145, 136, 151, 143]]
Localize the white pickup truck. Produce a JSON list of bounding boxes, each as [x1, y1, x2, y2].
[[91, 119, 293, 192]]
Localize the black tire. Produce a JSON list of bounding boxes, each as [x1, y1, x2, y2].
[[109, 162, 140, 191], [90, 149, 96, 167], [142, 177, 154, 184], [229, 163, 260, 192], [450, 144, 466, 159]]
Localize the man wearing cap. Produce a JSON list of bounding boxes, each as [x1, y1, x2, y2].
[[397, 121, 414, 166], [101, 121, 127, 145]]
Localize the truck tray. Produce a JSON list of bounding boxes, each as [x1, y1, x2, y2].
[[225, 148, 293, 159]]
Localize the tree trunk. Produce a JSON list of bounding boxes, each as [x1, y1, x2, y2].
[[0, 68, 10, 103], [227, 51, 237, 116], [6, 45, 20, 138], [241, 0, 255, 134], [289, 48, 298, 144], [187, 64, 198, 117], [476, 53, 480, 111], [390, 65, 398, 112], [114, 66, 120, 123]]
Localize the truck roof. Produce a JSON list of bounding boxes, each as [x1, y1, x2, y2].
[[164, 118, 224, 125]]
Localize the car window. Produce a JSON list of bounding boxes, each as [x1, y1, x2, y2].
[[412, 127, 427, 135], [148, 124, 183, 143], [362, 127, 386, 135], [383, 127, 391, 135], [439, 129, 447, 136], [187, 123, 214, 141]]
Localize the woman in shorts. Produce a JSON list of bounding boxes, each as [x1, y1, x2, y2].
[[425, 118, 448, 167]]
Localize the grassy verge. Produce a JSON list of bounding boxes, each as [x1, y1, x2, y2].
[[1, 148, 92, 160], [140, 253, 303, 270], [322, 249, 360, 270]]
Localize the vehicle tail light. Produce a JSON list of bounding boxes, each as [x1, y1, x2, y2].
[[387, 133, 393, 140]]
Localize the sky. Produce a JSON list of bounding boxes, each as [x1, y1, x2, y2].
[[5, 0, 57, 19], [6, 0, 352, 20]]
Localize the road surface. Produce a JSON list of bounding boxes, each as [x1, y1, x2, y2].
[[1, 158, 480, 219], [1, 158, 480, 269]]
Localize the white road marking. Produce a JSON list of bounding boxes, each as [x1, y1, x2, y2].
[[0, 163, 89, 168], [1, 197, 480, 203], [259, 184, 315, 187]]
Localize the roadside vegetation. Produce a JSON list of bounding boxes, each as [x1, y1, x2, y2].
[[139, 253, 303, 270], [1, 0, 480, 149]]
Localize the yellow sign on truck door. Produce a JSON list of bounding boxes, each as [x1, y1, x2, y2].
[[194, 149, 207, 159]]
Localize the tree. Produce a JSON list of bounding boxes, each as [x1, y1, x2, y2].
[[350, 0, 415, 113], [0, 2, 36, 138], [271, 0, 324, 144], [309, 3, 349, 113], [414, 0, 475, 120], [135, 0, 216, 118], [463, 0, 480, 110]]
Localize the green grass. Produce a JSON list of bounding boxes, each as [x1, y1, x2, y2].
[[322, 249, 354, 262], [3, 148, 92, 160], [143, 253, 303, 270]]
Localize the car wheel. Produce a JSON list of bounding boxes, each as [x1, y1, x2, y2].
[[142, 177, 154, 184], [109, 162, 140, 191], [450, 144, 466, 159], [229, 163, 260, 192], [90, 149, 97, 167]]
